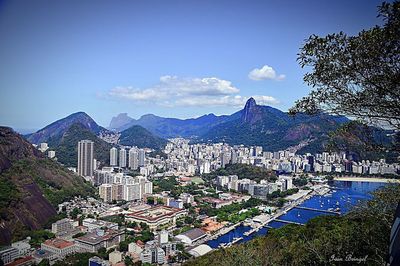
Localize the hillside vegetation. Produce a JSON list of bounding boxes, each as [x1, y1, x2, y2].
[[0, 127, 95, 245], [119, 125, 167, 150], [49, 123, 112, 167], [203, 163, 277, 183]]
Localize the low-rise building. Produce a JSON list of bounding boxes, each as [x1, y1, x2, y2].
[[175, 228, 207, 245], [82, 218, 118, 232], [32, 249, 58, 265], [0, 246, 18, 265], [52, 218, 72, 234], [74, 229, 125, 253], [89, 256, 110, 266], [6, 255, 35, 266], [128, 242, 143, 255], [108, 250, 122, 265], [126, 206, 187, 230], [11, 238, 31, 257], [202, 194, 250, 208], [140, 246, 165, 265], [41, 238, 76, 259], [188, 244, 213, 257]]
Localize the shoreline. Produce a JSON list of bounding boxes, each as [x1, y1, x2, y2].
[[334, 176, 400, 183]]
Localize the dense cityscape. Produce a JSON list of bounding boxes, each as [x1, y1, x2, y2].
[[1, 135, 399, 265]]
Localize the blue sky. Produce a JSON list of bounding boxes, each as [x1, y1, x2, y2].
[[0, 0, 383, 131]]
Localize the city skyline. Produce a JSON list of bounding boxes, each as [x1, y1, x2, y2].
[[0, 0, 383, 131]]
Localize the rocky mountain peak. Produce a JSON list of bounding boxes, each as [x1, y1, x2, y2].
[[242, 97, 259, 123]]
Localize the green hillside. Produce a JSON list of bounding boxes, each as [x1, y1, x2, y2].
[[119, 125, 167, 149], [49, 123, 112, 167], [0, 127, 95, 245]]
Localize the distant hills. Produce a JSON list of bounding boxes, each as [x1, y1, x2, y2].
[[109, 98, 352, 154], [26, 112, 113, 167], [26, 112, 107, 144], [51, 123, 113, 167], [25, 112, 167, 167], [200, 98, 350, 154], [109, 112, 231, 138], [0, 127, 95, 244], [119, 125, 167, 149]]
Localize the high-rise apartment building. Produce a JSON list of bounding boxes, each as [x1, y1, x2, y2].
[[99, 184, 113, 202], [139, 149, 145, 167], [129, 148, 139, 170], [110, 147, 118, 166], [77, 140, 94, 177], [119, 148, 127, 168]]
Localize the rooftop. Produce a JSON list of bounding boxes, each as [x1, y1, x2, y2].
[[127, 206, 185, 221], [7, 256, 35, 266], [188, 244, 213, 257], [75, 229, 123, 245], [42, 238, 74, 249], [178, 228, 207, 241]]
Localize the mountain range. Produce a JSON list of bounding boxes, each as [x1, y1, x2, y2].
[[109, 98, 350, 154], [109, 112, 232, 138], [24, 98, 394, 166]]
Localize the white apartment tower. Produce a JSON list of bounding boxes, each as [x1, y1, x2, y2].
[[119, 148, 127, 168], [110, 147, 118, 166], [138, 149, 145, 167], [77, 140, 94, 177], [129, 148, 139, 170]]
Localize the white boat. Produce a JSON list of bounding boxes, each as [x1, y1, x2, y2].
[[231, 237, 243, 244]]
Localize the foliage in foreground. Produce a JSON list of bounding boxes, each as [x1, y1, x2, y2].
[[289, 1, 400, 130], [185, 184, 400, 266]]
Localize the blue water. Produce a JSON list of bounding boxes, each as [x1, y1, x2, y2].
[[207, 181, 386, 248]]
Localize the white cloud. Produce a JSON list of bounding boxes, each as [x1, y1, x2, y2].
[[106, 75, 279, 108], [248, 65, 285, 81], [109, 87, 167, 101], [156, 75, 239, 95]]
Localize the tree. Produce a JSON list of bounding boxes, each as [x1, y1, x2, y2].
[[97, 247, 108, 260], [147, 196, 154, 205], [124, 255, 134, 266], [289, 1, 400, 130], [70, 207, 82, 219], [157, 198, 164, 205], [38, 259, 50, 266], [119, 241, 128, 252]]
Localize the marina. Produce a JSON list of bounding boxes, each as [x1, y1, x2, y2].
[[206, 180, 387, 249]]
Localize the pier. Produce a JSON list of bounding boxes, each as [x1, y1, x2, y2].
[[274, 219, 304, 226], [294, 206, 341, 215]]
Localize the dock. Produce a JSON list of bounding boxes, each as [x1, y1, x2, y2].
[[294, 206, 340, 215], [274, 219, 304, 226]]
